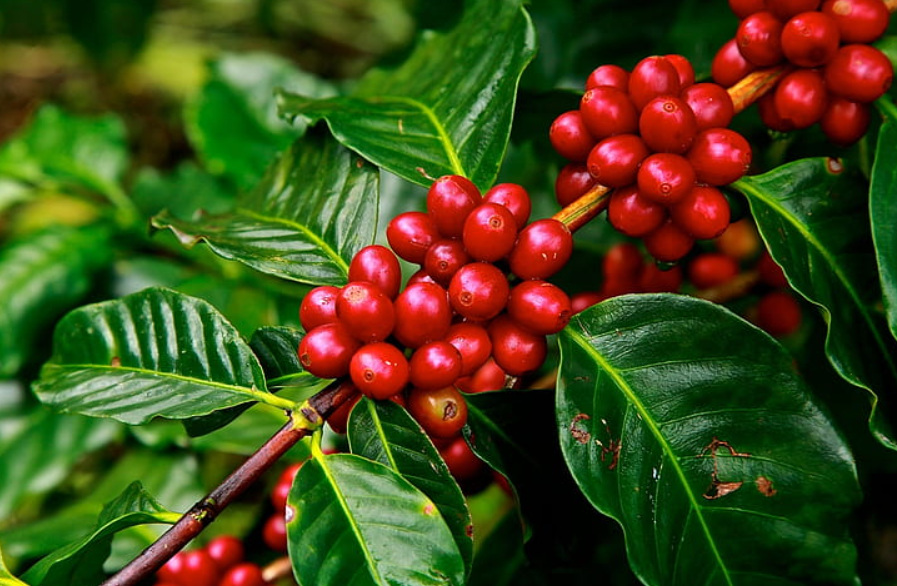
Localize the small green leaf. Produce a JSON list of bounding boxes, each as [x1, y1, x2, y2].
[[152, 128, 379, 286], [250, 326, 316, 388], [186, 52, 338, 190], [871, 120, 897, 342], [348, 398, 473, 574], [558, 294, 861, 585], [21, 482, 178, 586], [278, 0, 536, 191], [0, 545, 27, 586], [33, 287, 291, 425], [287, 452, 465, 586], [0, 225, 112, 376], [735, 159, 897, 449]]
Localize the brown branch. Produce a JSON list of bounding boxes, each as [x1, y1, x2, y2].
[[101, 379, 358, 586]]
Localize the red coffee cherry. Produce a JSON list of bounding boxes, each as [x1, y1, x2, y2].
[[444, 322, 492, 376], [756, 251, 789, 287], [687, 128, 752, 186], [462, 202, 518, 262], [271, 462, 303, 512], [424, 239, 470, 286], [715, 218, 761, 261], [579, 87, 639, 140], [755, 290, 802, 337], [571, 291, 604, 314], [680, 83, 735, 131], [448, 262, 510, 321], [758, 92, 797, 132], [736, 11, 785, 66], [603, 242, 645, 284], [219, 563, 267, 586], [456, 357, 508, 393], [639, 96, 698, 154], [639, 262, 683, 293], [387, 211, 440, 264], [587, 134, 650, 187], [824, 44, 894, 103], [671, 185, 731, 240], [426, 175, 482, 238], [712, 38, 757, 88], [206, 535, 244, 572], [628, 56, 682, 111], [406, 268, 438, 287], [163, 550, 219, 586], [643, 220, 696, 262], [407, 385, 469, 439], [409, 341, 463, 390], [688, 252, 740, 289], [298, 323, 360, 379], [350, 342, 410, 400], [586, 64, 630, 91], [508, 219, 574, 280], [781, 11, 840, 68], [299, 285, 339, 331], [728, 0, 766, 19], [767, 0, 822, 20], [439, 436, 486, 482], [336, 282, 395, 343], [637, 153, 696, 205], [507, 280, 572, 335], [484, 183, 532, 229], [774, 68, 829, 129], [263, 514, 287, 552], [822, 0, 890, 43], [664, 54, 696, 89], [393, 282, 452, 348], [607, 184, 667, 238], [820, 97, 871, 146], [549, 110, 596, 161], [555, 163, 597, 207], [488, 314, 548, 376], [348, 245, 402, 299]]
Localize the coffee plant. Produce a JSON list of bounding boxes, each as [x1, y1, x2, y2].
[[2, 0, 897, 584]]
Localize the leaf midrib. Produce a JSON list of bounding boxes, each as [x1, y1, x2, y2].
[[567, 326, 734, 586]]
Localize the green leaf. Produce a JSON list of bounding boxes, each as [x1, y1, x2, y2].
[[32, 286, 292, 425], [287, 452, 465, 586], [186, 52, 338, 190], [0, 545, 27, 586], [131, 162, 236, 220], [0, 225, 112, 376], [277, 0, 537, 191], [558, 294, 861, 586], [348, 398, 473, 574], [734, 159, 897, 449], [152, 128, 379, 286], [871, 120, 897, 342], [21, 482, 178, 586], [250, 326, 317, 388]]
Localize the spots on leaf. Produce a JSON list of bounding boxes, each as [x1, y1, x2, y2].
[[570, 413, 591, 444], [703, 479, 743, 500], [697, 437, 750, 500], [110, 356, 121, 367], [755, 475, 777, 497]]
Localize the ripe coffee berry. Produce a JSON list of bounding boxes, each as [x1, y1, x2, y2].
[[427, 175, 482, 238], [163, 550, 219, 586], [824, 44, 894, 103], [822, 0, 889, 43], [603, 242, 644, 284], [549, 110, 596, 162], [407, 385, 469, 439], [488, 315, 548, 376], [507, 280, 573, 335], [219, 563, 267, 586], [586, 63, 630, 91], [462, 202, 518, 261], [579, 86, 639, 140], [715, 218, 761, 260], [484, 183, 532, 229], [587, 134, 649, 187], [688, 252, 741, 289], [820, 97, 870, 146], [767, 0, 822, 20], [639, 262, 683, 293], [638, 96, 697, 154], [262, 514, 287, 552], [299, 285, 339, 331], [670, 185, 731, 239], [712, 38, 757, 88], [387, 211, 440, 264], [439, 436, 486, 483], [392, 282, 452, 348], [509, 219, 574, 280], [643, 220, 696, 263], [350, 342, 410, 400], [687, 128, 752, 186], [348, 245, 402, 299], [456, 357, 507, 393], [664, 54, 696, 88], [298, 322, 360, 379], [774, 69, 829, 129], [628, 56, 682, 110], [607, 185, 667, 238], [555, 163, 597, 207], [680, 83, 735, 131], [729, 0, 766, 19], [755, 290, 803, 337], [336, 282, 395, 342], [571, 291, 603, 314], [781, 11, 840, 67], [637, 153, 696, 205], [424, 239, 470, 286], [736, 11, 785, 66], [206, 535, 244, 572], [327, 390, 360, 435], [409, 341, 463, 390], [271, 462, 303, 512], [444, 322, 492, 376], [758, 92, 797, 132], [448, 262, 510, 321]]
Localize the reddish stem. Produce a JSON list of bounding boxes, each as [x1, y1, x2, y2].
[[101, 379, 358, 586], [551, 182, 611, 232], [727, 65, 791, 114]]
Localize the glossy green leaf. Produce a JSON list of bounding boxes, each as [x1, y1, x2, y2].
[[735, 159, 897, 449], [152, 128, 379, 286], [186, 52, 337, 190], [32, 287, 291, 425], [250, 326, 317, 388], [871, 120, 897, 343], [0, 225, 112, 376], [277, 0, 536, 191], [348, 398, 473, 573], [287, 452, 465, 586], [558, 294, 861, 585], [131, 162, 236, 220], [21, 482, 178, 586], [0, 546, 26, 586]]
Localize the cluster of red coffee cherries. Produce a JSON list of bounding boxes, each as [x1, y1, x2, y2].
[[715, 0, 893, 144], [153, 535, 268, 586], [298, 175, 573, 442], [550, 54, 753, 263]]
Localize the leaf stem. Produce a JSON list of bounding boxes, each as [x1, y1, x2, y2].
[[100, 378, 359, 586], [551, 183, 611, 233]]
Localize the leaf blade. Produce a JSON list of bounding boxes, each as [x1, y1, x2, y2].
[[870, 120, 897, 342]]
